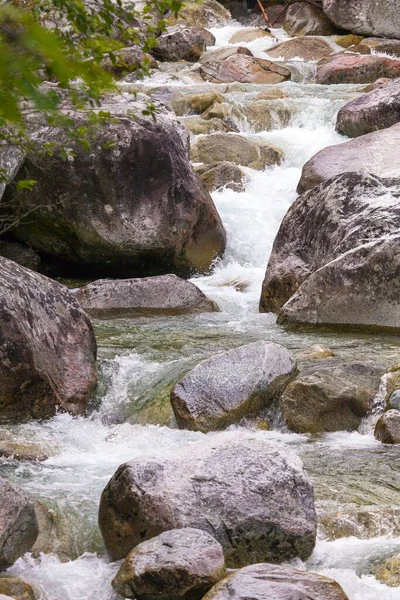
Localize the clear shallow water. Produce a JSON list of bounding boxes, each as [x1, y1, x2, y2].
[[2, 24, 400, 600]]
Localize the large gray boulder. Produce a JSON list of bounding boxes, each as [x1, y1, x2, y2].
[[99, 432, 317, 566], [278, 234, 400, 331], [3, 100, 226, 278], [260, 172, 400, 313], [336, 78, 400, 137], [202, 563, 348, 600], [322, 0, 400, 40], [171, 341, 297, 432], [267, 37, 334, 61], [297, 123, 400, 193], [0, 478, 38, 569], [0, 256, 97, 422], [151, 27, 209, 62], [74, 274, 217, 318], [112, 528, 226, 600], [284, 2, 339, 37], [281, 363, 384, 433], [316, 53, 400, 85]]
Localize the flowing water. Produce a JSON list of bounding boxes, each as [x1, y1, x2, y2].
[[3, 23, 400, 600]]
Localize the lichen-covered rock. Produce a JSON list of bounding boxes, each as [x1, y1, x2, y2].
[[281, 363, 384, 433], [0, 257, 97, 422], [180, 117, 234, 135], [196, 162, 246, 192], [322, 0, 400, 40], [4, 100, 226, 278], [0, 478, 38, 569], [151, 27, 210, 62], [200, 54, 291, 84], [278, 235, 400, 331], [284, 2, 339, 37], [297, 123, 400, 193], [375, 410, 400, 444], [336, 78, 400, 137], [260, 172, 400, 313], [202, 563, 348, 600], [267, 36, 334, 61], [316, 53, 400, 85], [0, 577, 37, 600], [0, 242, 41, 272], [191, 133, 283, 169], [172, 92, 224, 116], [99, 432, 317, 566], [112, 528, 226, 600], [167, 0, 231, 29], [101, 47, 158, 78], [373, 553, 400, 586], [75, 274, 217, 318], [171, 341, 297, 432]]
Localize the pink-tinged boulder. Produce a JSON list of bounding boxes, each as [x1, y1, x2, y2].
[[316, 53, 400, 85]]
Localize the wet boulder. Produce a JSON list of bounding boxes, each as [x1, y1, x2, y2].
[[278, 235, 400, 331], [322, 0, 400, 40], [267, 37, 334, 61], [151, 27, 210, 62], [171, 92, 224, 116], [375, 410, 400, 444], [75, 274, 217, 318], [112, 528, 226, 600], [0, 257, 97, 422], [260, 172, 400, 313], [297, 123, 400, 193], [4, 100, 226, 278], [0, 478, 38, 569], [99, 432, 317, 565], [180, 117, 234, 135], [229, 28, 273, 44], [200, 46, 252, 65], [200, 54, 291, 84], [284, 2, 339, 37], [191, 133, 283, 169], [374, 553, 400, 586], [316, 53, 400, 85], [171, 341, 297, 432], [0, 577, 37, 600], [196, 162, 246, 192], [202, 563, 348, 600], [280, 363, 384, 433], [353, 38, 400, 57], [336, 78, 400, 137]]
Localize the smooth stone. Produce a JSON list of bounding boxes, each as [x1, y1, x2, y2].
[[74, 274, 217, 318], [0, 478, 38, 569], [196, 162, 246, 192], [0, 257, 97, 422], [99, 431, 317, 566], [322, 0, 400, 40], [199, 46, 252, 65], [200, 54, 291, 84], [202, 563, 348, 600], [112, 528, 226, 600], [316, 53, 400, 85], [355, 38, 400, 57], [171, 341, 297, 432], [284, 2, 339, 37], [335, 34, 365, 49], [267, 36, 334, 61], [280, 363, 384, 433], [191, 133, 283, 169], [336, 78, 400, 137], [229, 28, 273, 44], [297, 344, 335, 360], [375, 410, 400, 444]]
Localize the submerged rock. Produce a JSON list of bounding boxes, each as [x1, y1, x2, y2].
[[191, 133, 283, 169], [281, 363, 383, 433], [297, 123, 400, 193], [260, 172, 400, 313], [284, 2, 339, 37], [75, 274, 217, 318], [278, 235, 400, 331], [196, 162, 246, 192], [171, 341, 297, 432], [0, 257, 97, 422], [202, 563, 348, 600], [316, 53, 400, 85], [99, 432, 317, 566], [112, 528, 226, 600], [322, 0, 400, 40], [375, 410, 400, 444], [0, 478, 38, 569], [267, 36, 334, 61], [200, 54, 291, 84], [4, 101, 226, 278], [336, 78, 400, 137], [0, 577, 37, 600]]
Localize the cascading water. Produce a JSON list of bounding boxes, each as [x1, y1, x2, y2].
[[2, 23, 400, 600]]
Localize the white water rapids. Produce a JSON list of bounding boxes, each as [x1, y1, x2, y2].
[[2, 24, 400, 600]]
